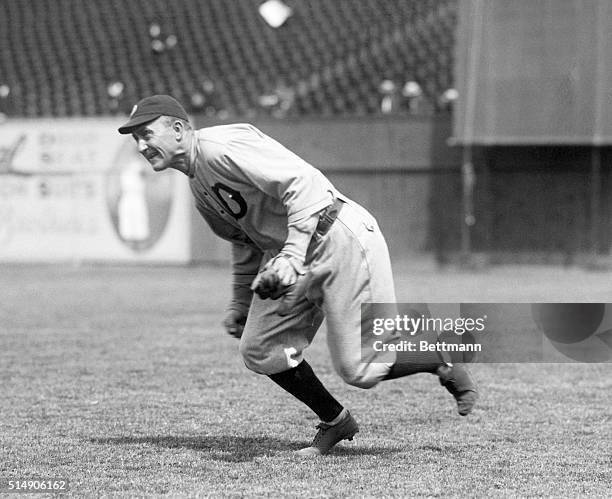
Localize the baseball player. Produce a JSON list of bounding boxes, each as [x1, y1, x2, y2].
[[118, 95, 478, 456]]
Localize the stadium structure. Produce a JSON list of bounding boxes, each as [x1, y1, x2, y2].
[[0, 0, 610, 265]]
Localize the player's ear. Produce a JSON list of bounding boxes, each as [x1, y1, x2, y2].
[[172, 119, 184, 140]]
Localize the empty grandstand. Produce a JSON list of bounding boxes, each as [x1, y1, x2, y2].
[[0, 0, 456, 117]]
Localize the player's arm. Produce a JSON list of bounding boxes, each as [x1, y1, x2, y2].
[[272, 213, 319, 285], [218, 126, 332, 281], [249, 216, 318, 314], [194, 201, 261, 311], [224, 242, 263, 338], [192, 201, 262, 337]]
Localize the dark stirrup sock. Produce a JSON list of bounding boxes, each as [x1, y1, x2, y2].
[[384, 329, 447, 380], [268, 360, 344, 422]]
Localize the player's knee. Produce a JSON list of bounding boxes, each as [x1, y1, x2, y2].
[[342, 375, 377, 389], [238, 339, 279, 375], [336, 365, 379, 389], [239, 339, 262, 373]]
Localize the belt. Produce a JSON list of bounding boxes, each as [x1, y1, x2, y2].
[[316, 198, 344, 235]]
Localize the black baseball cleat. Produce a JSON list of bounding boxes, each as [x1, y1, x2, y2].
[[296, 409, 359, 456], [437, 364, 478, 416]]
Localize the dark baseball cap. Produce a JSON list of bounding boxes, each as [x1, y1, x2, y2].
[[118, 94, 189, 134]]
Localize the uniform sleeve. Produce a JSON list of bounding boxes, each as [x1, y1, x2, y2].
[[281, 213, 319, 266], [217, 126, 334, 223], [231, 241, 263, 285], [229, 242, 263, 314]]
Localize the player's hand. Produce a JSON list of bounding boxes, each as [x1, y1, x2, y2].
[[270, 255, 299, 286], [223, 309, 247, 339], [251, 255, 301, 300]]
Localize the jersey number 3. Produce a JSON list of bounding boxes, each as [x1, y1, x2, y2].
[[212, 183, 248, 220]]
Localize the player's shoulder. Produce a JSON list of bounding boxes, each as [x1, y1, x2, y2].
[[195, 123, 264, 148], [194, 124, 266, 169]]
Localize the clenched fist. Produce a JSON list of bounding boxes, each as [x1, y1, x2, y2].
[[223, 308, 248, 339], [251, 255, 300, 300]]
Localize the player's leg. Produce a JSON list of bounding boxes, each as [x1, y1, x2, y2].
[[312, 201, 477, 414], [309, 202, 443, 383], [239, 293, 358, 455], [380, 314, 479, 416], [268, 361, 359, 456]]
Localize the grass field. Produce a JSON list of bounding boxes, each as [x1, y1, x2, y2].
[[1, 262, 611, 497]]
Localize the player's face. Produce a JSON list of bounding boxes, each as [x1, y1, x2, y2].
[[131, 117, 181, 172]]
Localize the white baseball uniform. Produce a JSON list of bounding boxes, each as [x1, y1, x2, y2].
[[187, 124, 396, 387]]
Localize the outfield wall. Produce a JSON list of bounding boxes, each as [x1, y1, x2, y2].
[[5, 116, 605, 265]]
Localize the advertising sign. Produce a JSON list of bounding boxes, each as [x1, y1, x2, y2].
[[0, 119, 192, 262]]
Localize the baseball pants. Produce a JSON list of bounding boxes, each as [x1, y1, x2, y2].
[[239, 200, 397, 388]]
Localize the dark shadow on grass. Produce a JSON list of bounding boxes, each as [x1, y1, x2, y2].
[[90, 435, 400, 461], [90, 435, 300, 462]]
